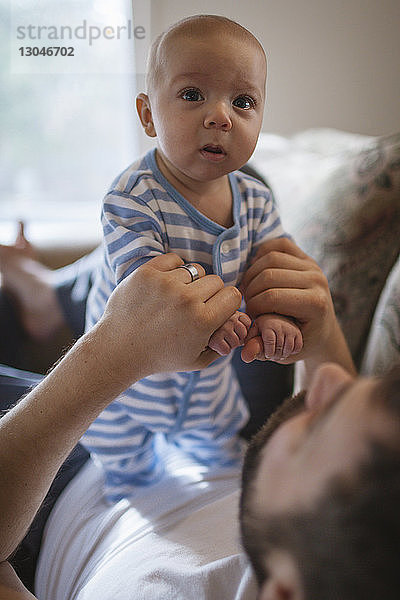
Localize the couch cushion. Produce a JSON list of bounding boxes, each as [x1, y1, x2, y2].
[[251, 129, 400, 366]]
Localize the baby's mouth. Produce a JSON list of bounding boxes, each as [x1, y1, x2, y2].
[[202, 144, 225, 154], [200, 145, 227, 160]]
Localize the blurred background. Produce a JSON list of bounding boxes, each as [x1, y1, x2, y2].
[[1, 0, 399, 249]]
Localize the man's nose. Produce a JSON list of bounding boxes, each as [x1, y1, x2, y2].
[[203, 101, 232, 131], [305, 362, 354, 411]]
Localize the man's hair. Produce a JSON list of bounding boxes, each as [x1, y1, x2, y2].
[[240, 367, 400, 599], [146, 14, 266, 97]]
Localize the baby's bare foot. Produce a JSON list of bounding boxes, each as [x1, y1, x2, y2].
[[0, 223, 65, 341], [208, 311, 251, 356], [257, 314, 303, 361], [241, 314, 303, 363]]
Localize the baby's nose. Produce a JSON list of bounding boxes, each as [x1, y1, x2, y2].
[[204, 102, 232, 130]]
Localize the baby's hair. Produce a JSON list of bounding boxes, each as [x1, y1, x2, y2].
[[146, 14, 266, 97]]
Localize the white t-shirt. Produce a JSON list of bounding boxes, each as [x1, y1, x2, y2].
[[35, 442, 257, 600]]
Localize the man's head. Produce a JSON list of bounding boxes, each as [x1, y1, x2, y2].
[[136, 15, 267, 185], [240, 363, 400, 600]]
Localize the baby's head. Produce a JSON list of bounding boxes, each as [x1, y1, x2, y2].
[[145, 15, 266, 100], [137, 15, 267, 184]]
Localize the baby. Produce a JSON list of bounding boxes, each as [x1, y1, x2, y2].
[[83, 15, 302, 502]]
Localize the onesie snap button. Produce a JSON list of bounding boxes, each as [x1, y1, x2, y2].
[[221, 241, 230, 254]]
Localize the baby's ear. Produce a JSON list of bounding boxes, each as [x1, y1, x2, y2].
[[136, 93, 156, 137]]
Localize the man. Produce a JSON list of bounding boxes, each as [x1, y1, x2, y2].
[[0, 252, 245, 599], [240, 362, 400, 599], [1, 240, 372, 599]]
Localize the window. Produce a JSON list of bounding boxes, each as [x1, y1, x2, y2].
[[1, 0, 149, 245]]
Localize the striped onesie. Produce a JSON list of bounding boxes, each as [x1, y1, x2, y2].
[[83, 148, 287, 502]]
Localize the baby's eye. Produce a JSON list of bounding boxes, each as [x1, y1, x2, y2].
[[181, 89, 204, 102], [233, 96, 255, 110]]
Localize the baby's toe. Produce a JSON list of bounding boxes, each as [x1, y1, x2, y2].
[[208, 337, 232, 356], [223, 329, 241, 349], [293, 333, 304, 355], [238, 312, 252, 328], [262, 330, 278, 359]]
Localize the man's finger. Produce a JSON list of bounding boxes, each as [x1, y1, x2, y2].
[[145, 253, 185, 272], [205, 286, 243, 329], [188, 274, 225, 301], [173, 262, 206, 284], [246, 287, 326, 321], [241, 252, 310, 291], [196, 347, 221, 369], [243, 268, 308, 302], [241, 336, 265, 363], [255, 237, 308, 261], [145, 254, 208, 283]]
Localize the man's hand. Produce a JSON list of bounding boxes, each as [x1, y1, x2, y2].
[[100, 253, 243, 381], [240, 238, 344, 366]]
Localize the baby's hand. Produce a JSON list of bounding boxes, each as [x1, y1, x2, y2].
[[208, 311, 251, 356], [242, 314, 303, 363]]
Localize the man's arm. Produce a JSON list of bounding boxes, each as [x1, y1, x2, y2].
[[0, 253, 241, 564], [240, 238, 356, 386]]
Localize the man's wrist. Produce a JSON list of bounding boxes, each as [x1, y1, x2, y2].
[[78, 320, 143, 401], [302, 319, 356, 385]]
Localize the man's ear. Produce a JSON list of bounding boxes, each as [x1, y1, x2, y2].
[[258, 551, 303, 600], [136, 93, 156, 137]]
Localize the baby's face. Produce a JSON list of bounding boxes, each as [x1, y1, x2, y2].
[[146, 32, 266, 185]]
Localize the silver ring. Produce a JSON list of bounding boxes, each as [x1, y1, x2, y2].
[[178, 263, 200, 282]]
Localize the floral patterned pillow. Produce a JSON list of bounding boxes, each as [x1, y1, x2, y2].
[[251, 129, 400, 366]]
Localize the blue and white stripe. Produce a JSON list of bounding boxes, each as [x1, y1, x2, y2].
[[83, 148, 287, 502]]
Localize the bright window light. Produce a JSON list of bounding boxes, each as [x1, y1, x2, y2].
[[1, 0, 148, 246]]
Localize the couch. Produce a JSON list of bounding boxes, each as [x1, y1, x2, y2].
[[251, 128, 400, 374], [17, 128, 400, 382]]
